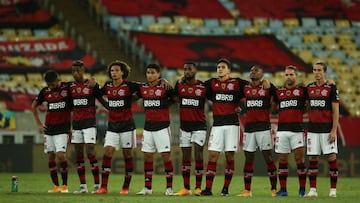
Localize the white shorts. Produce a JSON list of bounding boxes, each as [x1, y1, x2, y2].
[[179, 129, 206, 147], [44, 134, 69, 153], [208, 125, 239, 152], [306, 132, 338, 155], [275, 131, 305, 154], [104, 130, 137, 150], [243, 130, 273, 152], [141, 127, 172, 153], [71, 127, 97, 144]]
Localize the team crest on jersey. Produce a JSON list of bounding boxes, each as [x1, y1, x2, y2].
[[286, 90, 291, 96], [316, 89, 321, 95], [252, 89, 257, 95], [60, 90, 67, 97], [293, 89, 300, 96], [221, 83, 226, 89], [321, 89, 328, 96], [83, 87, 90, 94], [195, 89, 202, 96], [188, 87, 193, 93], [76, 87, 82, 93], [155, 89, 162, 96], [258, 89, 265, 96], [119, 89, 125, 96], [112, 90, 117, 96], [149, 89, 154, 95], [227, 83, 234, 90]]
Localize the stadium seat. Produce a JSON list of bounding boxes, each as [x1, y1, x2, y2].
[[331, 50, 347, 61], [204, 18, 220, 29], [319, 19, 334, 27], [237, 19, 252, 29], [108, 16, 124, 31], [188, 18, 204, 27], [303, 34, 318, 44], [338, 33, 353, 44], [244, 26, 259, 35], [327, 57, 342, 67], [173, 16, 188, 25], [220, 18, 236, 28], [324, 43, 340, 51], [307, 42, 323, 51], [260, 27, 273, 34], [335, 19, 351, 28], [164, 24, 180, 34], [253, 17, 268, 28], [60, 74, 74, 82], [211, 27, 227, 35], [301, 17, 317, 27], [148, 23, 165, 33], [27, 73, 45, 88], [17, 29, 33, 38], [268, 20, 283, 30], [140, 15, 156, 29], [298, 50, 313, 63], [347, 50, 360, 60], [180, 24, 197, 34], [283, 18, 299, 28], [197, 27, 211, 35], [157, 16, 172, 24], [33, 29, 49, 38], [1, 28, 16, 38], [312, 50, 330, 59]]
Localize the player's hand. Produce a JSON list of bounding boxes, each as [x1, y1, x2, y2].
[[87, 77, 97, 87], [328, 131, 337, 144], [326, 79, 336, 85], [178, 76, 185, 84], [159, 78, 171, 90], [38, 123, 45, 134], [235, 107, 242, 115], [261, 79, 270, 89]]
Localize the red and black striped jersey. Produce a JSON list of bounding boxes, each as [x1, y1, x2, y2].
[[137, 83, 175, 131], [205, 77, 246, 126], [274, 85, 307, 132], [243, 82, 276, 132], [175, 80, 207, 132], [307, 82, 339, 133], [68, 79, 98, 130], [35, 82, 71, 135], [99, 81, 139, 133]]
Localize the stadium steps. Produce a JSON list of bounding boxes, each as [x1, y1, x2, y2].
[[44, 0, 145, 81]]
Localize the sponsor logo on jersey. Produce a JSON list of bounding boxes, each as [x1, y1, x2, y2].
[[83, 87, 90, 94], [181, 98, 199, 106], [280, 100, 298, 108], [215, 94, 233, 101], [246, 100, 263, 107], [310, 99, 326, 107], [227, 83, 234, 90], [195, 89, 202, 96], [60, 90, 68, 97], [109, 100, 124, 107], [49, 101, 66, 110], [73, 98, 88, 106], [144, 100, 161, 107]]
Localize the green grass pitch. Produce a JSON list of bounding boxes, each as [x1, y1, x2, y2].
[[0, 173, 358, 203]]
